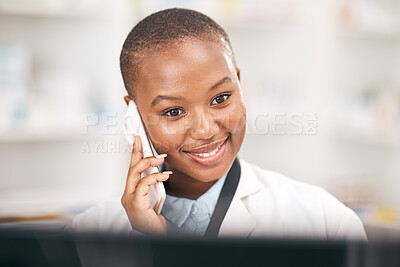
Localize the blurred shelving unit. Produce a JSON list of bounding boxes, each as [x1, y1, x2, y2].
[[331, 130, 400, 149], [0, 131, 85, 143], [0, 0, 132, 225], [332, 2, 400, 143], [328, 0, 400, 233], [0, 5, 107, 20], [339, 27, 400, 41]]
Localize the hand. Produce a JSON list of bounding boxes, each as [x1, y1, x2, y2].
[[121, 135, 171, 235]]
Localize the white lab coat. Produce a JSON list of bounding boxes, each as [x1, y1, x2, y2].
[[70, 159, 367, 240]]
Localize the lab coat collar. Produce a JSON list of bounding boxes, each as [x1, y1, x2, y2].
[[218, 159, 263, 237], [235, 159, 264, 198]]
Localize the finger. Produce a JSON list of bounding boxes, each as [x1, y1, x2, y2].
[[125, 155, 167, 193], [131, 154, 167, 175], [135, 172, 172, 197], [129, 135, 143, 168]]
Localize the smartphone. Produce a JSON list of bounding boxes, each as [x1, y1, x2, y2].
[[124, 100, 166, 214]]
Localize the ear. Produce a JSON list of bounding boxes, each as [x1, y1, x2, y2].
[[236, 68, 241, 82], [123, 95, 131, 106]]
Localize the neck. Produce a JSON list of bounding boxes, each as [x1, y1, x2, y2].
[[163, 162, 217, 200]]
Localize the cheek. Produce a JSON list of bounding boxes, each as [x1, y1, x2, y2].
[[147, 120, 186, 154], [223, 103, 246, 135]]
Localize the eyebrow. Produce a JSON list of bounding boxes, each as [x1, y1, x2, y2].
[[151, 76, 233, 107], [151, 95, 185, 107], [209, 76, 233, 92]]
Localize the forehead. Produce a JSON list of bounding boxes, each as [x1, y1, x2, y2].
[[135, 40, 235, 105]]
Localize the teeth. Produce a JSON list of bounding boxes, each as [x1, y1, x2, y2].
[[192, 144, 221, 158]]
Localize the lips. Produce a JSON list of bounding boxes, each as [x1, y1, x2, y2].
[[183, 137, 228, 154], [183, 137, 229, 166]]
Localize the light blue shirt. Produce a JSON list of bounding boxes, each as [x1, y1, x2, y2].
[[161, 174, 227, 237]]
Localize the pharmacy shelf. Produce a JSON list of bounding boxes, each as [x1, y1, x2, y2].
[[363, 219, 400, 231], [338, 26, 400, 41], [0, 217, 71, 231], [363, 218, 400, 230], [0, 131, 92, 143], [331, 128, 400, 149], [222, 21, 296, 32], [0, 5, 108, 20], [0, 186, 104, 219], [363, 219, 400, 240]]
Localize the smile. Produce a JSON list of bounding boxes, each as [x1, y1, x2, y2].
[[191, 144, 222, 157], [183, 137, 229, 166]]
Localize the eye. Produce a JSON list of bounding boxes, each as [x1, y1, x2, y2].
[[162, 108, 185, 117], [211, 93, 231, 105]]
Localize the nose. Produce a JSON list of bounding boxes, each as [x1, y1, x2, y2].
[[187, 108, 220, 140]]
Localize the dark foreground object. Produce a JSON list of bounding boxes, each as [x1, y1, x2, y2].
[[0, 228, 398, 267]]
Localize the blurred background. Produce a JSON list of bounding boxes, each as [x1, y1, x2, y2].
[[0, 0, 399, 238]]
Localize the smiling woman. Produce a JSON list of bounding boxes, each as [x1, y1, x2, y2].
[[70, 8, 367, 240]]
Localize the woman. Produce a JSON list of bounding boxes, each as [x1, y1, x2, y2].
[[71, 8, 367, 240]]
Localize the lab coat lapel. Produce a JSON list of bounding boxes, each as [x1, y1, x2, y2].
[[218, 160, 263, 237]]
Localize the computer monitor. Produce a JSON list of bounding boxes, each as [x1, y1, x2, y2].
[[0, 228, 398, 267]]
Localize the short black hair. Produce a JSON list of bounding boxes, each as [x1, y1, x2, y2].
[[120, 8, 236, 99]]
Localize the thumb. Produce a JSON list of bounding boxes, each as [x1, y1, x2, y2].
[[158, 214, 167, 229]]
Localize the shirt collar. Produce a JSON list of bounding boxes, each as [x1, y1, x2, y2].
[[197, 174, 226, 215], [161, 174, 227, 228]]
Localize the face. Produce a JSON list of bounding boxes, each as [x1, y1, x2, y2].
[[129, 39, 246, 182]]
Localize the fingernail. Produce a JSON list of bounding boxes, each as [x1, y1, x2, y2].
[[162, 171, 173, 175], [155, 154, 167, 159]]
